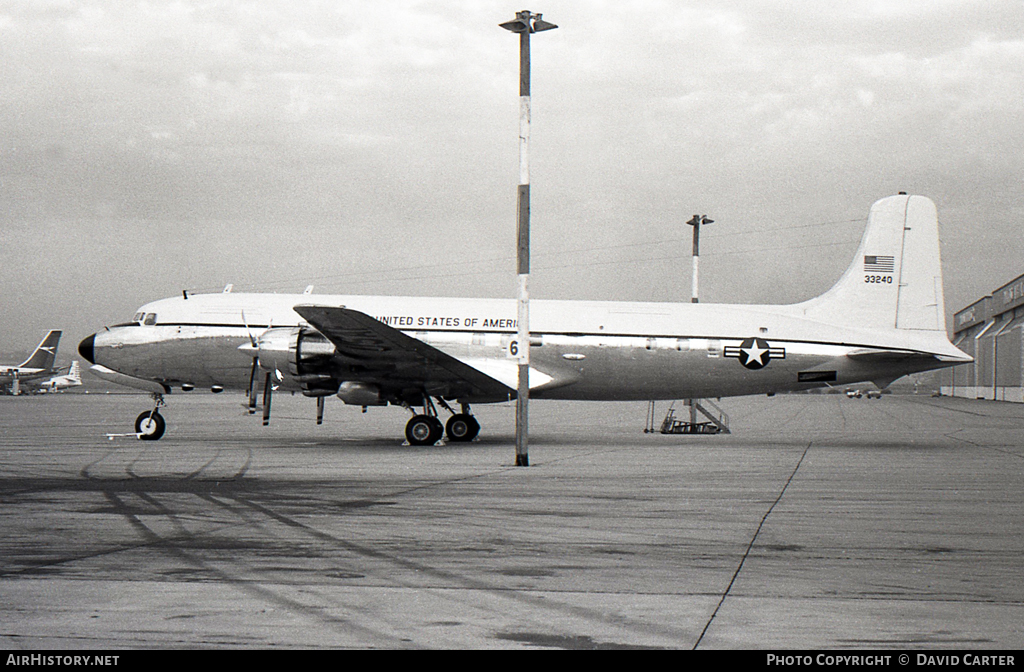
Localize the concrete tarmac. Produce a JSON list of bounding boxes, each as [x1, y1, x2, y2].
[[1, 391, 1022, 649]]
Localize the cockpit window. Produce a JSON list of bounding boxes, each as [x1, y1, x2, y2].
[[133, 312, 145, 323], [143, 313, 157, 325]]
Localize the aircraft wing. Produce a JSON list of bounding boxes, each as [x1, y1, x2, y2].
[[293, 304, 516, 403]]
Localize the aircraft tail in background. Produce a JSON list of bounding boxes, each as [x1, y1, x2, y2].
[[18, 330, 62, 371], [33, 360, 83, 394]]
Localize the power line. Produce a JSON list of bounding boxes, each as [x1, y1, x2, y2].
[[191, 217, 866, 294]]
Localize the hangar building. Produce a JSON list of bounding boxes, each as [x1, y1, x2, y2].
[[941, 272, 1024, 402]]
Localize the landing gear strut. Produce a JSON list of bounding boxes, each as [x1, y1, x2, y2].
[[135, 393, 166, 441], [437, 399, 480, 442]]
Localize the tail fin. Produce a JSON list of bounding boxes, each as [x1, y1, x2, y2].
[[796, 195, 947, 333], [68, 360, 82, 383], [19, 330, 62, 370]]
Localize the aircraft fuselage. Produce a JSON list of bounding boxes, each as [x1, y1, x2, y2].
[[82, 292, 957, 402]]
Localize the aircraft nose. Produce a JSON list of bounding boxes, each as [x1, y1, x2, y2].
[[78, 334, 96, 364]]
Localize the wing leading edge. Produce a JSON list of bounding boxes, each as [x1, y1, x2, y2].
[[293, 304, 516, 403]]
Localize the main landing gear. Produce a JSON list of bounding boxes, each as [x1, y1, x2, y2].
[[404, 398, 480, 446], [123, 391, 479, 446]]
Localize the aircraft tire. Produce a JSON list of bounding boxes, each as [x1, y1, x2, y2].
[[446, 414, 480, 442], [406, 414, 443, 446], [135, 411, 166, 441]]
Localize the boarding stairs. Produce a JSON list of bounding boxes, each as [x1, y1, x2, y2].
[[646, 398, 730, 435]]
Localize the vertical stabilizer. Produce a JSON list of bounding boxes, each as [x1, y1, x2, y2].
[[19, 330, 62, 370], [795, 195, 947, 333]]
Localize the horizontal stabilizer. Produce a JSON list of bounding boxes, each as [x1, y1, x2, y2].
[[845, 348, 920, 360]]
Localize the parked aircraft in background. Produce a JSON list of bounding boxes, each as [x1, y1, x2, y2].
[[32, 360, 83, 394], [79, 194, 970, 443], [0, 330, 62, 395]]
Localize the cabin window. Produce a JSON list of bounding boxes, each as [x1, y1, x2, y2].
[[143, 313, 157, 326]]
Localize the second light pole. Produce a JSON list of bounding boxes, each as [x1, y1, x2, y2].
[[500, 10, 557, 467], [686, 214, 713, 303]]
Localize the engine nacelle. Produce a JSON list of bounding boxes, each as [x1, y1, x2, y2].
[[336, 381, 386, 406], [256, 326, 337, 393]]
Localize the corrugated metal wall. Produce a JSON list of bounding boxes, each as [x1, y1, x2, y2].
[[943, 276, 1024, 403]]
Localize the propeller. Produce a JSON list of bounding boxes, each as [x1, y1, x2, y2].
[[241, 311, 260, 415], [246, 361, 259, 414], [262, 371, 273, 426]]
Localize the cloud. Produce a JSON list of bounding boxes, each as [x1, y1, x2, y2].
[[0, 0, 1021, 352]]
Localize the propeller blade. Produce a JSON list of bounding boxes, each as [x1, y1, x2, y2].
[[241, 310, 258, 348], [247, 358, 259, 414], [262, 372, 273, 426]]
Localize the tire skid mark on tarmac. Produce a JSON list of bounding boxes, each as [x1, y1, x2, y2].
[[3, 448, 263, 579], [168, 462, 691, 645], [23, 448, 726, 645], [857, 400, 942, 439], [136, 459, 700, 644], [79, 448, 120, 481], [904, 395, 1024, 422], [223, 489, 696, 645], [79, 444, 253, 482], [96, 487, 422, 648], [55, 451, 660, 646], [834, 396, 847, 432], [180, 447, 253, 481], [945, 430, 1024, 459], [0, 494, 248, 580], [770, 398, 822, 433]]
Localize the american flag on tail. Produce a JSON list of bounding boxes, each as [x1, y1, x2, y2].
[[864, 255, 895, 273]]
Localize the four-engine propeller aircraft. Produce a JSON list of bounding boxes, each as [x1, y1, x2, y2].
[[1, 330, 62, 395], [78, 194, 970, 443]]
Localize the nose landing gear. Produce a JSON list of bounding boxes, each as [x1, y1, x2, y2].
[[134, 393, 166, 441]]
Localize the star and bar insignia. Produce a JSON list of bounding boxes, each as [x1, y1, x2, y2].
[[724, 337, 786, 370]]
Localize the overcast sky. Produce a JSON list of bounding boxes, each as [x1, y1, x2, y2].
[[1, 0, 1022, 359]]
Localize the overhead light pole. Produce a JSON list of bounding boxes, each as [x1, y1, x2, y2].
[[500, 10, 557, 467], [686, 214, 713, 303], [685, 213, 713, 429]]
